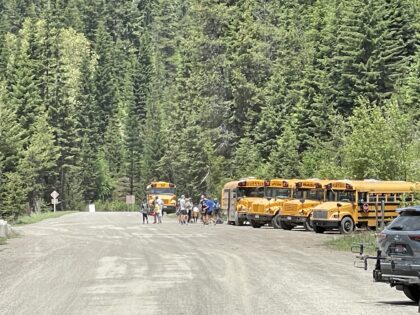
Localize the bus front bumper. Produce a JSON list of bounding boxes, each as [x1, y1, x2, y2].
[[246, 214, 273, 223], [312, 219, 340, 229], [163, 205, 176, 213], [280, 215, 307, 224]]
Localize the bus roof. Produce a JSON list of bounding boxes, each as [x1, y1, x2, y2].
[[295, 179, 332, 189], [223, 181, 240, 189], [237, 178, 266, 187], [269, 179, 297, 188], [325, 180, 418, 193]]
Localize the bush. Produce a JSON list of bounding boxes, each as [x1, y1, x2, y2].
[[94, 200, 136, 212]]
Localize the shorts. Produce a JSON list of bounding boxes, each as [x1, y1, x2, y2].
[[206, 210, 213, 216], [180, 210, 188, 215]]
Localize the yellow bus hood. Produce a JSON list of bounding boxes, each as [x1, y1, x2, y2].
[[282, 199, 322, 216]]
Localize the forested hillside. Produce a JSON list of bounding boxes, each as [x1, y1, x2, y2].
[[0, 0, 419, 218]]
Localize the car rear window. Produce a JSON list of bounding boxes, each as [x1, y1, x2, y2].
[[388, 212, 420, 231]]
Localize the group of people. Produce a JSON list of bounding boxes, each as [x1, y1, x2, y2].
[[177, 194, 220, 225], [139, 194, 221, 225], [140, 196, 163, 224]]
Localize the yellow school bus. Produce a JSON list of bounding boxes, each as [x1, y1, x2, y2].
[[311, 180, 419, 234], [279, 179, 331, 231], [146, 181, 177, 213], [246, 179, 296, 228], [222, 178, 266, 226]]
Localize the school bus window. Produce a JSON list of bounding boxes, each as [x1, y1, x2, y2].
[[326, 190, 335, 201], [405, 194, 414, 202], [237, 187, 264, 198], [307, 189, 324, 201], [369, 194, 377, 203], [378, 194, 386, 202], [337, 190, 355, 202], [149, 187, 175, 194], [358, 192, 368, 203], [266, 187, 291, 199]]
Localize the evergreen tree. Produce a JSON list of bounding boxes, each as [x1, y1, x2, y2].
[[19, 113, 60, 212]]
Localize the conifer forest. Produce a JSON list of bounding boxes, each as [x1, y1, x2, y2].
[[0, 0, 419, 218]]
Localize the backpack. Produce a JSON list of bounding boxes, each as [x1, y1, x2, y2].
[[154, 203, 161, 214]]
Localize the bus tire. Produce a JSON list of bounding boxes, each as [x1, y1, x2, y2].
[[280, 221, 294, 230], [314, 225, 325, 234], [234, 212, 244, 226], [271, 214, 281, 229], [403, 285, 420, 302], [339, 216, 354, 234], [304, 217, 314, 231], [250, 220, 261, 228]]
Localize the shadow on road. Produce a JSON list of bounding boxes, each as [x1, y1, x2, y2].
[[377, 300, 417, 307]]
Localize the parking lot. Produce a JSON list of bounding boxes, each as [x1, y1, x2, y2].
[[0, 212, 418, 315]]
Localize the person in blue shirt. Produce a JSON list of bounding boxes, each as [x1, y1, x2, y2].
[[202, 197, 215, 225]]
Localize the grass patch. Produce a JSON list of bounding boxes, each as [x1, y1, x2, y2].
[[0, 237, 6, 245], [14, 211, 76, 225], [326, 231, 378, 255]]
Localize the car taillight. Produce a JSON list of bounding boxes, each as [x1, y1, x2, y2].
[[409, 235, 420, 242], [376, 233, 386, 241]]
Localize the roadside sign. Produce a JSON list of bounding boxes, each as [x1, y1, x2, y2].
[[51, 199, 58, 205], [126, 195, 135, 205], [51, 191, 59, 199]]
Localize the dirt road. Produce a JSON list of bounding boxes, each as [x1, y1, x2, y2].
[[0, 212, 417, 315]]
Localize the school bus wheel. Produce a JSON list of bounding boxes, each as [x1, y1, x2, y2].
[[271, 214, 281, 229], [234, 212, 244, 226], [339, 216, 354, 234], [303, 217, 314, 231], [279, 221, 294, 230]]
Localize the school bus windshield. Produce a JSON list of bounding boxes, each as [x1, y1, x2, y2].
[[238, 187, 265, 198], [266, 187, 291, 199], [295, 189, 324, 201], [326, 190, 356, 202], [148, 188, 176, 195]]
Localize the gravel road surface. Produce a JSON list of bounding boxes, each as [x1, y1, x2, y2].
[[0, 212, 417, 315]]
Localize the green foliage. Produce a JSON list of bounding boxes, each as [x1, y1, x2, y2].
[[0, 172, 27, 220], [0, 0, 418, 219], [14, 211, 76, 225], [94, 200, 131, 212], [327, 231, 377, 255], [19, 113, 60, 211], [95, 151, 114, 201], [342, 100, 417, 180]]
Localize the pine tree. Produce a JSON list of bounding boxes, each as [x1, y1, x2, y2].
[[267, 123, 300, 178], [94, 20, 119, 137], [5, 19, 43, 137], [0, 82, 24, 174], [19, 113, 60, 212]]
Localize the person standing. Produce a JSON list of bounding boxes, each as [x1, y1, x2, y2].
[[155, 196, 164, 224], [140, 200, 148, 224], [186, 198, 193, 223], [178, 195, 187, 225]]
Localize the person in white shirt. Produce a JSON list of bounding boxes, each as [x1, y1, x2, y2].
[[178, 195, 188, 225], [155, 196, 164, 224]]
